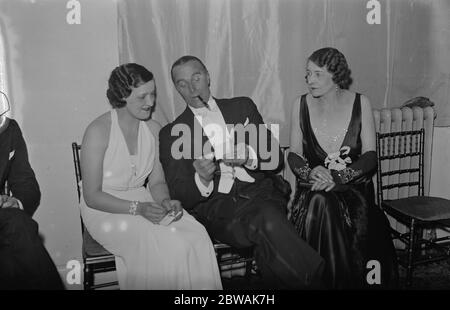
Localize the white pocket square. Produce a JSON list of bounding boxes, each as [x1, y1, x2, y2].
[[243, 117, 250, 127], [9, 150, 15, 160]]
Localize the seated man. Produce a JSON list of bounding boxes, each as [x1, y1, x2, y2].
[[0, 112, 64, 289], [159, 55, 325, 289]]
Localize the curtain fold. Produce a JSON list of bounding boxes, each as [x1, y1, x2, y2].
[[0, 20, 10, 116], [386, 0, 450, 126], [118, 0, 450, 146]]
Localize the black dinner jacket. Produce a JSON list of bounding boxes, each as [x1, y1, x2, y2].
[[159, 96, 282, 213], [0, 118, 41, 216]]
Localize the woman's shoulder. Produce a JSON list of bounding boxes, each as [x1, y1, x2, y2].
[[290, 94, 307, 133], [344, 90, 370, 105], [83, 112, 111, 144], [345, 91, 373, 121], [88, 111, 111, 131], [298, 93, 309, 101], [359, 93, 371, 106], [144, 119, 162, 136], [292, 93, 308, 109], [351, 91, 372, 111]]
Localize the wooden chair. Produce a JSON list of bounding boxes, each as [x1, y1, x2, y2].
[[213, 242, 255, 281], [72, 142, 256, 287], [376, 129, 450, 287], [71, 143, 118, 290]]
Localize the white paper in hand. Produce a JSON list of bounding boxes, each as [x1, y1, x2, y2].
[[159, 210, 182, 226]]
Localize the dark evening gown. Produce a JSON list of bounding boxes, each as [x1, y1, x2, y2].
[[289, 93, 398, 289]]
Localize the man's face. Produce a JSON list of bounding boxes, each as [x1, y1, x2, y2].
[[172, 60, 211, 109]]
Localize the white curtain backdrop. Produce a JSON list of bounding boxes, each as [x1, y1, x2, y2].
[[0, 20, 10, 116], [118, 0, 450, 148]]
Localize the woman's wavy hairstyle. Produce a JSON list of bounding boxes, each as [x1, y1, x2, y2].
[[106, 63, 154, 108], [308, 47, 353, 90]]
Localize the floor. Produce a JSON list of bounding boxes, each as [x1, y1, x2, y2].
[[398, 260, 450, 290], [222, 260, 450, 290]]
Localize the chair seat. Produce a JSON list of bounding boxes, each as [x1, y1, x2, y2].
[[82, 229, 113, 258], [383, 196, 450, 222]]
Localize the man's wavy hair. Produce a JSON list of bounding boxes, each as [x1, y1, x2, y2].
[[170, 55, 208, 83], [106, 63, 154, 108], [308, 47, 353, 90]]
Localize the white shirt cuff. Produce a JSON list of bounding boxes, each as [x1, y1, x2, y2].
[[244, 144, 258, 170], [195, 172, 213, 197], [17, 199, 24, 210]]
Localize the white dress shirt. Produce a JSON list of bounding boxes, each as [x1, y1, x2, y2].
[[189, 97, 258, 197]]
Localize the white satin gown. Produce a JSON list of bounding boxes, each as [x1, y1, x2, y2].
[[80, 109, 222, 290]]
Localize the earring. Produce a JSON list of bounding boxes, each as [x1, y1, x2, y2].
[[335, 85, 341, 94]]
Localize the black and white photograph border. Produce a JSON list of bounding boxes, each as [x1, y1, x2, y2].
[[0, 0, 449, 292]]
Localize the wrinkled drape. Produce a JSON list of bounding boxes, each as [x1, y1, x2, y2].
[[385, 0, 450, 127], [0, 21, 9, 116], [118, 0, 450, 147]]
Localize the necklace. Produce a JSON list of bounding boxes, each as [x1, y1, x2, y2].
[[130, 155, 138, 177]]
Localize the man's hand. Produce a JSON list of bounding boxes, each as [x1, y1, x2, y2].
[[0, 195, 20, 209], [222, 143, 252, 167], [193, 158, 216, 186]]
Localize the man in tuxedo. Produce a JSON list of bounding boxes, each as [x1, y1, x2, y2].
[[0, 115, 63, 289], [159, 55, 324, 289]]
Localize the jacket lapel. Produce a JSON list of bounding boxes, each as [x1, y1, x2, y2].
[[216, 98, 234, 125], [0, 125, 12, 191], [177, 107, 212, 159], [216, 98, 248, 127]]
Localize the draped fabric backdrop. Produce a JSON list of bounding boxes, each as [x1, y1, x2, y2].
[[118, 0, 450, 147], [0, 21, 9, 117]]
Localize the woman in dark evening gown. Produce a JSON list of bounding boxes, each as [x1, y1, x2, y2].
[[288, 47, 398, 289]]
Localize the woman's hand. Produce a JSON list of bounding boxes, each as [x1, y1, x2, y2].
[[309, 165, 333, 183], [162, 199, 183, 222], [137, 202, 168, 224], [311, 180, 336, 192]]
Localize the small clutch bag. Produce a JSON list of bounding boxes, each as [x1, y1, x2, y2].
[[159, 210, 183, 226]]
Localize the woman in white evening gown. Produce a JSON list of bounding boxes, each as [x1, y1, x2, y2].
[[79, 63, 222, 290]]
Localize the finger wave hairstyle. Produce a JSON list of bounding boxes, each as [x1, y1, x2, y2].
[[106, 63, 154, 108], [308, 47, 353, 90]]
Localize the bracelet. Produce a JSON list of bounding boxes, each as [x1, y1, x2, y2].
[[129, 201, 139, 216]]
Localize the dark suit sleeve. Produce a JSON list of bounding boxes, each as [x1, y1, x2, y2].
[[159, 125, 209, 211], [243, 98, 283, 173], [8, 121, 41, 216]]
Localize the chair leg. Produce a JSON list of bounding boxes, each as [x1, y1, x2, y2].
[[84, 264, 94, 290], [244, 260, 252, 283], [406, 219, 416, 288]]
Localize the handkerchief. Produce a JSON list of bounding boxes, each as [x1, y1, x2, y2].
[[9, 150, 15, 160]]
